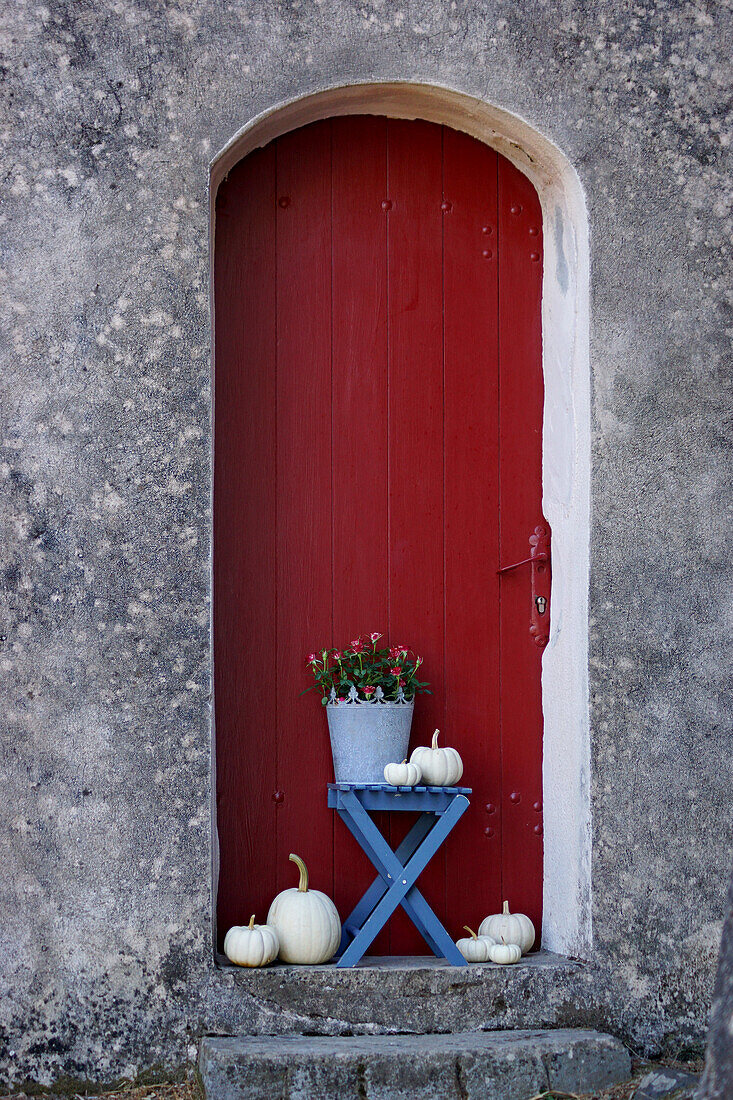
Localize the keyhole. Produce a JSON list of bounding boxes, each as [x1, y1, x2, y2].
[[535, 596, 547, 615]]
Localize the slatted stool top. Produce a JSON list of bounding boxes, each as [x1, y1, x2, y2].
[[328, 782, 472, 793], [328, 782, 471, 814]]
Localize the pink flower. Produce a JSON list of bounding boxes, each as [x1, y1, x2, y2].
[[363, 685, 376, 696], [399, 678, 406, 687], [390, 665, 402, 676], [350, 639, 365, 653], [415, 656, 422, 667], [370, 632, 382, 642], [389, 646, 402, 659], [307, 653, 317, 663], [333, 651, 342, 660]]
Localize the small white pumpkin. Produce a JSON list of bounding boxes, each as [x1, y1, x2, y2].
[[223, 914, 279, 968], [384, 759, 422, 787], [488, 939, 522, 965], [478, 900, 535, 955], [456, 925, 496, 963], [410, 729, 463, 786], [267, 853, 341, 965]]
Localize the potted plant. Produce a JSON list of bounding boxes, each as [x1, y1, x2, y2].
[[305, 633, 430, 783]]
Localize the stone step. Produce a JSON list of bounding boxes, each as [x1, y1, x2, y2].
[[199, 1027, 631, 1100], [211, 952, 588, 1037]]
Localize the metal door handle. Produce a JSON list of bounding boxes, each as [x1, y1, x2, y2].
[[498, 526, 551, 648], [497, 551, 548, 574]]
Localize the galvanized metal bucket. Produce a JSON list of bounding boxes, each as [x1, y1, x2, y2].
[[326, 692, 415, 784]]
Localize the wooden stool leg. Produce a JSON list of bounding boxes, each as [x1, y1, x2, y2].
[[337, 793, 469, 968], [336, 811, 434, 954]]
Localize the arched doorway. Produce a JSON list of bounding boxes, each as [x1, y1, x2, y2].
[[214, 115, 548, 955]]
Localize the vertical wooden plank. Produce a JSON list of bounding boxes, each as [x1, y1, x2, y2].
[[442, 131, 502, 937], [498, 156, 545, 937], [276, 122, 334, 898], [387, 119, 446, 954], [214, 147, 277, 946], [331, 116, 391, 954]]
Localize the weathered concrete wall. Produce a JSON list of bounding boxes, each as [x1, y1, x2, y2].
[[1, 0, 730, 1087]]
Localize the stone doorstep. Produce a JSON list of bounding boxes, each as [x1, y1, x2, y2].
[[216, 951, 578, 974], [199, 1028, 632, 1100], [212, 952, 588, 1037]]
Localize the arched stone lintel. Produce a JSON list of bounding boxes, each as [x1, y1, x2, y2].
[[210, 82, 591, 958]]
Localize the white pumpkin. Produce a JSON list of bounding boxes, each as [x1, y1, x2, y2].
[[267, 853, 341, 965], [384, 759, 422, 787], [478, 900, 535, 955], [223, 914, 279, 968], [456, 925, 496, 963], [488, 939, 522, 965], [410, 729, 463, 786]]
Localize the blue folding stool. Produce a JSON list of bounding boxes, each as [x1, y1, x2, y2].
[[327, 782, 471, 968]]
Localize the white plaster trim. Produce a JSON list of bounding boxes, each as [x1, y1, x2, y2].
[[210, 82, 592, 957]]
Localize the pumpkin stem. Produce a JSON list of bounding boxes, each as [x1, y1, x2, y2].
[[502, 900, 510, 915], [463, 925, 478, 939], [501, 935, 506, 944], [248, 915, 255, 930], [432, 729, 440, 749], [401, 759, 407, 765], [289, 853, 309, 892]]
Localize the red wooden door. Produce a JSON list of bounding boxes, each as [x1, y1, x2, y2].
[[214, 117, 547, 954]]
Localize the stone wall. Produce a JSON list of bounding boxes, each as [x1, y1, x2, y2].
[[1, 0, 730, 1087]]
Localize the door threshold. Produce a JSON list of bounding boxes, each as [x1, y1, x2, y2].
[[215, 949, 581, 972]]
